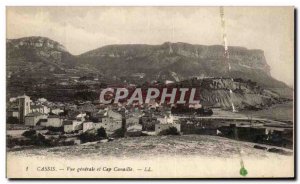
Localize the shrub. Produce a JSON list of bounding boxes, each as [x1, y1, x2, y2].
[[7, 137, 17, 148], [79, 132, 99, 143], [22, 130, 37, 138], [112, 128, 126, 138], [159, 127, 180, 136], [7, 117, 19, 124], [30, 133, 51, 147], [47, 126, 64, 132], [97, 127, 107, 138]]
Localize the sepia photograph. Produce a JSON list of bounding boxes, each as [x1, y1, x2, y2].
[[5, 6, 295, 178]]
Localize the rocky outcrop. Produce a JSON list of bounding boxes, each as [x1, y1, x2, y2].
[[174, 78, 286, 110]]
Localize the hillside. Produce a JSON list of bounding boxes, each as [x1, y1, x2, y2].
[[77, 42, 289, 89], [8, 135, 293, 158], [6, 36, 293, 106], [7, 36, 75, 77]]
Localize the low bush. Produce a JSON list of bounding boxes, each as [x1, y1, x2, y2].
[[22, 130, 37, 138], [7, 117, 19, 124], [97, 127, 107, 138], [159, 127, 180, 136], [79, 132, 99, 143], [112, 128, 126, 138]]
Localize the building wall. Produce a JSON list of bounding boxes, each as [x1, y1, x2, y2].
[[155, 123, 181, 135], [25, 115, 43, 126], [31, 107, 43, 113], [8, 111, 19, 118], [107, 110, 122, 121], [126, 117, 139, 127], [64, 125, 73, 133], [40, 121, 48, 127], [127, 124, 142, 132], [43, 106, 50, 114], [102, 117, 111, 124], [73, 121, 83, 130], [18, 96, 31, 123], [83, 122, 95, 132], [47, 118, 62, 127], [52, 108, 63, 115], [96, 120, 122, 132]]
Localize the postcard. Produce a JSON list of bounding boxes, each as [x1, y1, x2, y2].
[[6, 6, 295, 178]]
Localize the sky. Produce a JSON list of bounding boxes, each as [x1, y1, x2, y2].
[[6, 7, 294, 86]]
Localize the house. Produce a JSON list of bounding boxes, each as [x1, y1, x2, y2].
[[97, 118, 122, 132], [125, 116, 142, 135], [38, 119, 48, 127], [7, 108, 19, 118], [24, 112, 46, 126], [63, 120, 74, 133], [18, 95, 31, 123], [107, 110, 122, 121], [31, 105, 50, 114], [9, 97, 17, 102], [63, 120, 83, 133], [47, 115, 63, 127], [155, 114, 181, 134], [76, 113, 86, 121], [37, 98, 47, 103], [83, 121, 95, 132], [126, 116, 140, 127], [140, 113, 158, 131], [126, 124, 143, 136], [51, 108, 64, 115]]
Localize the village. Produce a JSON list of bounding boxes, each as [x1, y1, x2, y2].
[[7, 94, 184, 146], [7, 94, 293, 152]]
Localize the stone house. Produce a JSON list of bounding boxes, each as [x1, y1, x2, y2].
[[63, 120, 73, 133], [83, 121, 95, 132], [97, 117, 122, 132], [24, 112, 46, 126], [47, 115, 63, 127]]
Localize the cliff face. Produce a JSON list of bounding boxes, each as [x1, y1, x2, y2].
[[77, 42, 285, 89], [82, 42, 269, 68], [79, 42, 271, 75]]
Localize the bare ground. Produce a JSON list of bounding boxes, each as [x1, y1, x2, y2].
[[8, 135, 293, 160]]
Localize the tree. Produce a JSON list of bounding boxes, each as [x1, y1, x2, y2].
[[97, 127, 107, 138]]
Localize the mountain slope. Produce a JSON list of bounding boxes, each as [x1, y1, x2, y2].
[[77, 42, 288, 90], [6, 36, 293, 104], [7, 36, 75, 78]]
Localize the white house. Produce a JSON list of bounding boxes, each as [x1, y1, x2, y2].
[[64, 120, 83, 133], [98, 117, 122, 132], [24, 112, 47, 126], [47, 115, 63, 127], [83, 121, 95, 132]]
